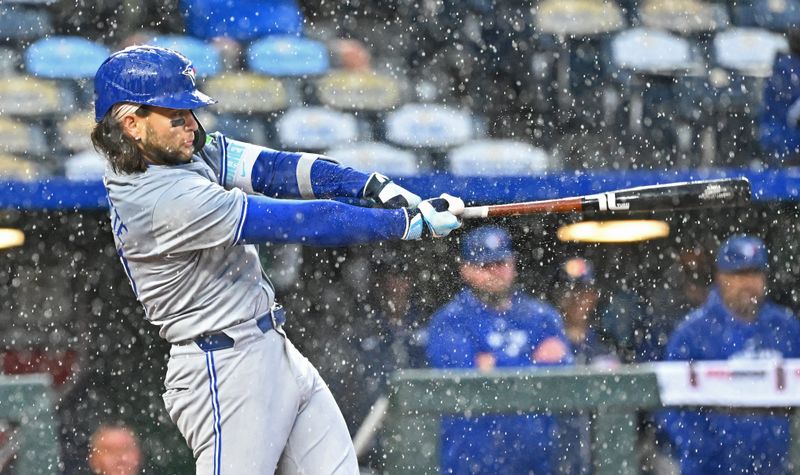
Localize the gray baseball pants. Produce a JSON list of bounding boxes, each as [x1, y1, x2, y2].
[[162, 318, 359, 474]]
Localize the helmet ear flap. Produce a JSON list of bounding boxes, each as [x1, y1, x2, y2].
[[191, 111, 207, 153]]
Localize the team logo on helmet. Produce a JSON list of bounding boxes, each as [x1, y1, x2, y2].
[[182, 64, 197, 86]]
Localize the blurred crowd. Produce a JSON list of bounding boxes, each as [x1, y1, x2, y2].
[[2, 0, 800, 474]]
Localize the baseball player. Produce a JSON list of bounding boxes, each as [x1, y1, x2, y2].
[[426, 226, 572, 475], [660, 235, 800, 474], [90, 45, 462, 475]]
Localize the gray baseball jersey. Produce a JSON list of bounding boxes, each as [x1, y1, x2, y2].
[[104, 135, 273, 343]]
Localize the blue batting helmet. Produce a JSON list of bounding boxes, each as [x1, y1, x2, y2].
[[461, 226, 513, 264], [93, 45, 217, 122], [716, 235, 768, 273]]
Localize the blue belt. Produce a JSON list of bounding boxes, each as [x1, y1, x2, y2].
[[194, 306, 286, 352]]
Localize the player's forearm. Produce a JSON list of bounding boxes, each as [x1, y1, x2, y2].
[[238, 195, 406, 246], [251, 150, 370, 199]]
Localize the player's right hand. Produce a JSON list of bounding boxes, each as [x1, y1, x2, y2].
[[402, 194, 463, 240]]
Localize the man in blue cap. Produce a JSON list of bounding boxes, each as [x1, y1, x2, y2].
[[426, 226, 571, 474], [660, 234, 800, 474]]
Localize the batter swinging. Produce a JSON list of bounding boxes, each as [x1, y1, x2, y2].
[[91, 45, 462, 474]]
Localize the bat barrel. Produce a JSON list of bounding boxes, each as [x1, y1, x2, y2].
[[581, 178, 751, 214]]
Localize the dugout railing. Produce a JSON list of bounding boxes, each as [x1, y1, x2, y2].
[[382, 365, 800, 475], [0, 374, 60, 475]]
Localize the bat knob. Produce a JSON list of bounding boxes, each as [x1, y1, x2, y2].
[[440, 193, 465, 215]]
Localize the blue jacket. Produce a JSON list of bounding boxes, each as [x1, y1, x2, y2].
[[426, 288, 572, 475], [660, 288, 800, 475], [760, 53, 800, 161]]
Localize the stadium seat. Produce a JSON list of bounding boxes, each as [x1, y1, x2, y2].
[[449, 140, 550, 176], [639, 0, 729, 35], [58, 111, 94, 152], [384, 103, 473, 149], [64, 149, 105, 180], [611, 28, 696, 74], [610, 28, 702, 167], [0, 75, 74, 117], [534, 0, 626, 36], [24, 37, 109, 80], [534, 0, 626, 129], [325, 142, 420, 176], [203, 73, 288, 114], [316, 70, 403, 112], [247, 35, 330, 77], [714, 28, 788, 77], [709, 28, 788, 165], [276, 107, 359, 150], [0, 5, 53, 44], [0, 117, 47, 157], [0, 153, 42, 181], [180, 0, 303, 41], [148, 35, 222, 77]]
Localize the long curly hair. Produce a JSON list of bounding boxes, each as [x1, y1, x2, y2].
[[90, 108, 151, 174]]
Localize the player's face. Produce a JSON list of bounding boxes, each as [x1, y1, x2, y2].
[[137, 106, 199, 164], [716, 270, 766, 320], [461, 257, 517, 295], [88, 428, 142, 475]]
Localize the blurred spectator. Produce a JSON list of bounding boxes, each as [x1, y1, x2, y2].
[[636, 244, 713, 362], [552, 257, 621, 367], [659, 235, 800, 475], [426, 226, 571, 475], [760, 27, 800, 164], [88, 424, 142, 475]]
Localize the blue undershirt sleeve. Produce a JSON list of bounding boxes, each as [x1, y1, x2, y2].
[[238, 195, 407, 246], [222, 137, 371, 199]]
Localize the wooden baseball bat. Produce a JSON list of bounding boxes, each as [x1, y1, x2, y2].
[[459, 178, 751, 219]]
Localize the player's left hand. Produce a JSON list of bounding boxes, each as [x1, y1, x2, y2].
[[363, 173, 422, 209]]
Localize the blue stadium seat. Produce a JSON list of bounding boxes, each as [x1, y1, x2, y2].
[[148, 35, 222, 77], [326, 142, 420, 176], [179, 0, 303, 41], [24, 37, 108, 80], [384, 103, 473, 150], [0, 5, 53, 44], [276, 107, 359, 150], [247, 36, 329, 77], [449, 140, 550, 176]]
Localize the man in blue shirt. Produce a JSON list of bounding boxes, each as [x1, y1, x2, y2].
[[427, 226, 571, 474], [661, 235, 800, 475]]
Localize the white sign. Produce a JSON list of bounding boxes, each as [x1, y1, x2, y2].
[[653, 359, 800, 407]]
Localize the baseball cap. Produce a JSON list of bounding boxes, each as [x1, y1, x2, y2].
[[556, 257, 596, 287], [716, 235, 768, 273], [461, 226, 513, 264]]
